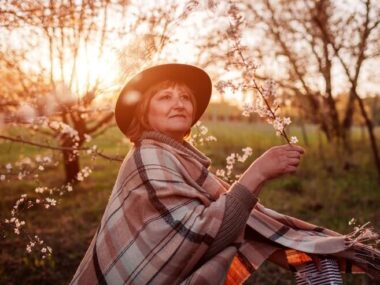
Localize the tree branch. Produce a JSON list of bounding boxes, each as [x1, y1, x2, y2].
[[0, 134, 123, 162]]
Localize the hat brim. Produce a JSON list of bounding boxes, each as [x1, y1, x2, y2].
[[115, 63, 212, 137]]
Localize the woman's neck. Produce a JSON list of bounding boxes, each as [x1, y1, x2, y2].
[[139, 130, 211, 168]]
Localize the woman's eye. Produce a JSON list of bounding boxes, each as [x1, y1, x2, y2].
[[160, 94, 171, 100], [181, 94, 190, 100]]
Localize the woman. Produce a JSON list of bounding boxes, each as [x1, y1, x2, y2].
[[71, 64, 379, 284]]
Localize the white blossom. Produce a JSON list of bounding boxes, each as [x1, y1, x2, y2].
[[42, 156, 52, 164], [18, 172, 24, 180], [84, 134, 92, 142], [66, 184, 73, 192], [190, 121, 216, 146], [242, 102, 254, 117], [283, 117, 292, 125], [35, 187, 46, 193], [242, 147, 252, 156], [205, 135, 217, 142], [50, 121, 60, 130], [216, 169, 225, 177], [17, 157, 34, 167], [290, 136, 299, 144], [18, 103, 37, 122], [77, 173, 84, 181], [199, 125, 208, 135], [46, 198, 57, 206], [272, 118, 284, 133], [226, 154, 236, 164]]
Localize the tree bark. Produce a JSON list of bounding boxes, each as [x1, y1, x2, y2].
[[342, 91, 356, 152], [62, 148, 80, 184], [355, 94, 380, 184], [60, 130, 83, 184], [300, 121, 309, 147]]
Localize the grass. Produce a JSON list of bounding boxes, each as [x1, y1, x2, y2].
[[0, 122, 379, 284]]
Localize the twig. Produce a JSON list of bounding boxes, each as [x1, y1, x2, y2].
[[0, 135, 123, 161]]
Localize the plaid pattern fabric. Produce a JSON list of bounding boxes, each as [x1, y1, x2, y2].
[[70, 131, 380, 284], [241, 204, 380, 280]]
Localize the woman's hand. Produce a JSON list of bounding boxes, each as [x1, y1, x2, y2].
[[238, 144, 305, 196], [252, 144, 305, 181]]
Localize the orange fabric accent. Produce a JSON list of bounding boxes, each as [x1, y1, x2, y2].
[[287, 251, 366, 275], [225, 255, 251, 285], [285, 249, 313, 267]]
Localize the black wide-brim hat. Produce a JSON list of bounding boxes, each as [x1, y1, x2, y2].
[[115, 63, 212, 136]]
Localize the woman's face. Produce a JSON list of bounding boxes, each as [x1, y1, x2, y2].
[[147, 84, 194, 141]]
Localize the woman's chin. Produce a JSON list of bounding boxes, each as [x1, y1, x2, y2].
[[160, 129, 189, 140]]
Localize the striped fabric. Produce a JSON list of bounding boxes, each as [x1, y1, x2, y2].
[[295, 258, 343, 285], [70, 131, 380, 285]]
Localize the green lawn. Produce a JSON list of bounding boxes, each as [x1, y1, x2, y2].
[[0, 122, 379, 284]]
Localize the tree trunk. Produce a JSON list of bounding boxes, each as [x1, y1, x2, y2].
[[356, 95, 380, 185], [320, 120, 332, 143], [361, 124, 366, 145], [342, 91, 356, 152], [60, 132, 83, 184], [62, 149, 80, 184], [300, 121, 309, 147]]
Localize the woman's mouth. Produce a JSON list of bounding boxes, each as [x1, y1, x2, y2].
[[170, 114, 186, 118]]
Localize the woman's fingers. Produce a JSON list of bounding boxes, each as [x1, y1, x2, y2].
[[288, 158, 300, 166], [285, 144, 305, 153], [286, 151, 302, 158], [251, 144, 305, 181], [285, 165, 298, 173]]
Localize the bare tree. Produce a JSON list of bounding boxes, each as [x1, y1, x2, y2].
[[0, 0, 199, 183], [244, 0, 343, 142], [243, 0, 379, 165], [312, 0, 380, 180]]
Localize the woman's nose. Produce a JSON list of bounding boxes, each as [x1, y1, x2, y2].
[[173, 97, 185, 108]]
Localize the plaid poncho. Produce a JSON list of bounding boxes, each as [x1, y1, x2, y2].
[[71, 131, 380, 285]]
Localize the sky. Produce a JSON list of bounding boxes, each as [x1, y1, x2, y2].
[[1, 0, 379, 109]]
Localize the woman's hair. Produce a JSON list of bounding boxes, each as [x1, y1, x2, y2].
[[125, 80, 197, 143]]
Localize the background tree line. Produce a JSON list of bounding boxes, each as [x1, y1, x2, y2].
[[0, 0, 379, 181]]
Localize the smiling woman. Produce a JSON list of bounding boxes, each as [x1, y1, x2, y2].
[[147, 82, 195, 141], [121, 79, 197, 143], [114, 64, 211, 144]]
